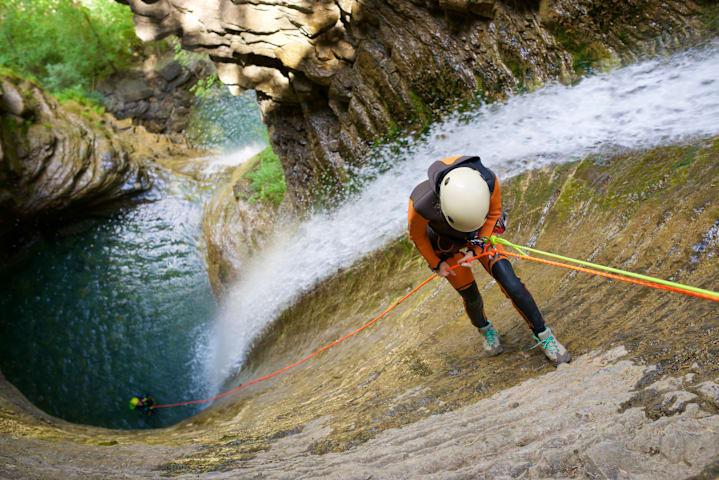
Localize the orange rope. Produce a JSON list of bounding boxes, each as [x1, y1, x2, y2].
[[500, 250, 719, 303], [152, 254, 489, 409], [151, 245, 717, 410]]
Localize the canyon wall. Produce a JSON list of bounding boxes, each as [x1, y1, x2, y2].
[[0, 73, 197, 256], [118, 0, 715, 205], [98, 56, 212, 136], [0, 74, 150, 249]]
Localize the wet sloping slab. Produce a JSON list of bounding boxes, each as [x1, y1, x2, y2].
[[2, 348, 717, 478], [205, 347, 719, 480], [2, 138, 718, 478]]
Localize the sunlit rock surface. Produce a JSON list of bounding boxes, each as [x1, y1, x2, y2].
[[118, 0, 716, 205], [0, 74, 199, 254], [0, 75, 150, 241], [175, 349, 719, 479], [202, 154, 288, 295], [1, 138, 718, 478]]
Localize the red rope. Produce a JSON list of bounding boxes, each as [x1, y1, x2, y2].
[[151, 245, 717, 410], [152, 253, 489, 409]]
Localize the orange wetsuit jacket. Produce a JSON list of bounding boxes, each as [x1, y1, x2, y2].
[[408, 155, 502, 270]]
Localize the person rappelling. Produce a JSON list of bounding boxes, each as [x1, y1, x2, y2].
[[408, 155, 571, 366], [129, 394, 156, 415]]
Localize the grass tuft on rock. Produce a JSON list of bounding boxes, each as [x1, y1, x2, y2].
[[245, 147, 286, 207], [53, 87, 106, 115]]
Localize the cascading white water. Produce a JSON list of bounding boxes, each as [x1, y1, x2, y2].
[[202, 143, 265, 175], [206, 42, 719, 388]]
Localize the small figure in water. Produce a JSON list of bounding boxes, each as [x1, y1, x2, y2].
[[408, 155, 571, 366], [129, 394, 156, 415]]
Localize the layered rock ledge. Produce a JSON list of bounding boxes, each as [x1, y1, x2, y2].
[[118, 0, 716, 205], [202, 152, 288, 295], [0, 73, 197, 255]]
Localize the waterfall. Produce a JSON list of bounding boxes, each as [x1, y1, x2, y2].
[[207, 41, 719, 389]]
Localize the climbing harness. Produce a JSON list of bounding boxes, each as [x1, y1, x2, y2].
[[146, 237, 717, 411]]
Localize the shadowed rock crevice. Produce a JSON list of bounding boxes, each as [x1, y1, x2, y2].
[[0, 74, 199, 259], [0, 75, 149, 245], [98, 55, 214, 135]]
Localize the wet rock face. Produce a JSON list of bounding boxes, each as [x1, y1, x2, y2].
[[1, 138, 718, 478], [98, 58, 212, 135], [0, 75, 151, 245], [118, 0, 711, 206], [203, 159, 285, 296]]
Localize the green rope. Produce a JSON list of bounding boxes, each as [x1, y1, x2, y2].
[[488, 235, 719, 300]]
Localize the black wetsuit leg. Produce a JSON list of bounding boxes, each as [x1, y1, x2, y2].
[[458, 282, 489, 329], [490, 259, 546, 335]]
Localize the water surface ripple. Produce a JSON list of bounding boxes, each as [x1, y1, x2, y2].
[[0, 175, 215, 429]]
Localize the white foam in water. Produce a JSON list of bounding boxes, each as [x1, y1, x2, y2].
[[205, 42, 719, 388], [202, 143, 265, 175]]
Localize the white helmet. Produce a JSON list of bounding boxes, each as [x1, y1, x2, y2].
[[439, 167, 490, 232]]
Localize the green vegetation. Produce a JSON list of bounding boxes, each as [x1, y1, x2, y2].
[[0, 0, 141, 102], [53, 86, 106, 113], [190, 74, 220, 98], [0, 65, 38, 83], [245, 147, 286, 207], [171, 40, 219, 99], [408, 91, 431, 131], [699, 1, 719, 33], [673, 145, 700, 170], [500, 49, 525, 81], [546, 24, 614, 76], [171, 39, 203, 68]]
